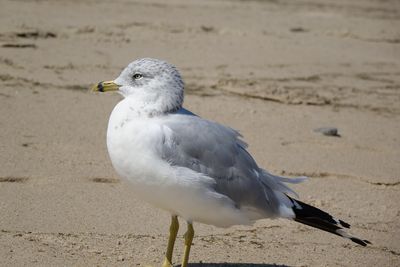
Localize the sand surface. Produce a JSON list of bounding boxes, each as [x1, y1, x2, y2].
[[0, 0, 399, 266]]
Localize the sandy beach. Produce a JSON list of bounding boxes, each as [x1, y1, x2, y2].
[[0, 0, 399, 266]]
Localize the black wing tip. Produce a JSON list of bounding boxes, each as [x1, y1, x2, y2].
[[339, 219, 350, 229], [287, 196, 370, 247], [350, 237, 371, 247]]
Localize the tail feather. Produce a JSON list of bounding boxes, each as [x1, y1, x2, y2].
[[287, 196, 371, 246]]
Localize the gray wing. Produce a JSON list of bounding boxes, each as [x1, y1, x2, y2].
[[161, 111, 300, 217]]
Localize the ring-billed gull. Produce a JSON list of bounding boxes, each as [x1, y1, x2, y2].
[[91, 58, 369, 266]]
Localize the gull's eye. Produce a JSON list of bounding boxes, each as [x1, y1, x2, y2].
[[132, 73, 143, 80]]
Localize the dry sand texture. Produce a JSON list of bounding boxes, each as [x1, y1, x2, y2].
[[0, 0, 399, 266]]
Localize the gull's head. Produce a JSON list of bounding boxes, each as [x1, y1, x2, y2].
[[92, 58, 184, 114]]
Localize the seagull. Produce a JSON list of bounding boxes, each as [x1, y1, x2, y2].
[[91, 58, 370, 266]]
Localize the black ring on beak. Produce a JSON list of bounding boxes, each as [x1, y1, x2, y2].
[[98, 82, 104, 92]]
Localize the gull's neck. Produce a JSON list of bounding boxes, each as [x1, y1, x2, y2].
[[119, 95, 182, 118]]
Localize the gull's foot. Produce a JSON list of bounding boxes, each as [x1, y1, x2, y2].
[[162, 257, 174, 267]]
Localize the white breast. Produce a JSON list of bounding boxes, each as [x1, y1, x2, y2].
[[107, 98, 167, 185], [106, 98, 250, 227]]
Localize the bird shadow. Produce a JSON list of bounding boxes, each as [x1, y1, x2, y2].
[[179, 264, 290, 267]]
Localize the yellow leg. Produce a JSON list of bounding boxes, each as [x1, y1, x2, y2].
[[181, 222, 194, 267], [162, 216, 179, 267]]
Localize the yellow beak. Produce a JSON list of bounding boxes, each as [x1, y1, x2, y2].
[[91, 80, 120, 92]]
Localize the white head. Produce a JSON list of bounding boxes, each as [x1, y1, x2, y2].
[[93, 58, 184, 115]]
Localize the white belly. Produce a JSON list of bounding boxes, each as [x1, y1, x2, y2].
[[106, 100, 250, 227]]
